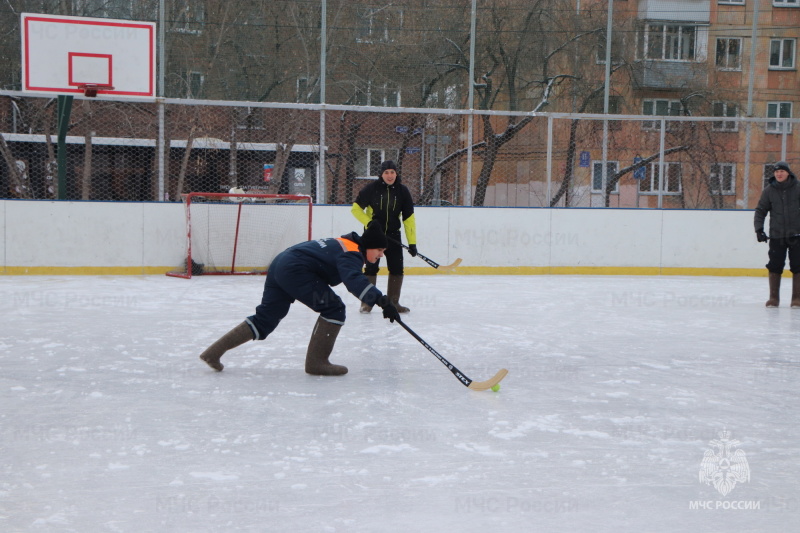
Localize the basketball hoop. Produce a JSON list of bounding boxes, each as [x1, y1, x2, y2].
[[77, 84, 115, 97]]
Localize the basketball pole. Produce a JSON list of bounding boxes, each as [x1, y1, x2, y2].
[[56, 94, 73, 200]]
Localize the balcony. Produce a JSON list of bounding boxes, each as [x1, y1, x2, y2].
[[638, 0, 710, 23], [633, 60, 708, 90]]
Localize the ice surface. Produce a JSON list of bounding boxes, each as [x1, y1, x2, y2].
[[1, 274, 798, 532]]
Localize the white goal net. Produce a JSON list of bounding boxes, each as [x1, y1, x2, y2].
[[166, 192, 312, 278]]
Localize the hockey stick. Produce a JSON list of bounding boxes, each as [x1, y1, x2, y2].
[[388, 237, 462, 271], [396, 318, 508, 391]]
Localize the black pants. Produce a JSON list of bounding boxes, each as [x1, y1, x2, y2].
[[364, 230, 404, 276], [766, 237, 800, 274]]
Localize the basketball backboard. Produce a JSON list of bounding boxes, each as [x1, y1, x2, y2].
[[21, 13, 156, 98]]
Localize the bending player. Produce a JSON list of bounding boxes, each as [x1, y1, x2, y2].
[[199, 221, 400, 375], [351, 160, 417, 313]]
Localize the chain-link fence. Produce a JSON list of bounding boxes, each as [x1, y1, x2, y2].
[[0, 1, 798, 208], [0, 93, 796, 208]]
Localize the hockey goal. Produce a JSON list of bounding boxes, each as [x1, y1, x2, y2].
[[166, 192, 312, 279]]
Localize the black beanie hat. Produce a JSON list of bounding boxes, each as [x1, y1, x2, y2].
[[380, 160, 398, 174], [774, 161, 791, 172], [361, 221, 388, 249]]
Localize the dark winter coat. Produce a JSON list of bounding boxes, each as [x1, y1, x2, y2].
[[279, 231, 383, 304], [351, 174, 416, 240], [754, 174, 800, 239], [246, 231, 383, 339]]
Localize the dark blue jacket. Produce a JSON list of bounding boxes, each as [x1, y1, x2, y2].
[[282, 231, 383, 306]]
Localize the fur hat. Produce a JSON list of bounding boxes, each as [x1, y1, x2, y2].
[[773, 161, 791, 172], [380, 160, 398, 174], [361, 221, 388, 249]]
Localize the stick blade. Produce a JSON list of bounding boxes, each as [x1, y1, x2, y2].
[[467, 368, 508, 391], [437, 258, 462, 271]]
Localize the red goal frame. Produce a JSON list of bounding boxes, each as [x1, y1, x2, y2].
[[166, 192, 312, 279]]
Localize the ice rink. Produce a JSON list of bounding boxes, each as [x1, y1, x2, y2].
[[2, 273, 798, 532]]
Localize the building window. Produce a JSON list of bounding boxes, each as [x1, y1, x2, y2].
[[590, 96, 622, 131], [639, 162, 682, 194], [770, 39, 796, 69], [712, 102, 739, 131], [641, 24, 697, 61], [76, 0, 135, 18], [296, 78, 320, 104], [427, 85, 459, 109], [642, 99, 681, 130], [716, 38, 742, 70], [773, 0, 799, 6], [355, 149, 399, 179], [354, 82, 401, 107], [596, 33, 625, 64], [766, 102, 792, 133], [592, 161, 619, 193], [377, 84, 401, 107], [719, 0, 744, 4], [235, 107, 265, 130], [590, 95, 621, 115], [710, 163, 736, 194], [188, 71, 204, 99], [171, 1, 204, 34], [356, 7, 403, 43]]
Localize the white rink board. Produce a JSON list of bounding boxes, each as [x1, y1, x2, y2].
[[550, 209, 664, 268], [5, 200, 145, 267], [1, 200, 767, 272]]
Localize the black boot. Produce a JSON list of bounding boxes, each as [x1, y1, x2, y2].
[[360, 275, 377, 313], [766, 272, 781, 307], [792, 273, 800, 308], [387, 274, 410, 313], [305, 317, 347, 376], [199, 322, 254, 371]]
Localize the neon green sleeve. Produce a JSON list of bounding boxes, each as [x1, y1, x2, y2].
[[403, 213, 417, 245], [351, 202, 372, 227]]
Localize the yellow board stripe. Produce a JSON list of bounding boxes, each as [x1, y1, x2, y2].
[[0, 266, 777, 277]]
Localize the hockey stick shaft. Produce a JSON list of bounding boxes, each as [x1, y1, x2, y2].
[[396, 318, 508, 391], [388, 237, 461, 270]]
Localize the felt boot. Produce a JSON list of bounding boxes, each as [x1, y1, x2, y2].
[[792, 273, 800, 308], [360, 275, 377, 313], [387, 274, 410, 313], [766, 272, 782, 308], [199, 322, 253, 371], [304, 317, 347, 376]]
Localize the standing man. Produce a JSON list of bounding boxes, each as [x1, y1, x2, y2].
[[199, 221, 400, 375], [351, 160, 417, 314], [754, 161, 800, 307]]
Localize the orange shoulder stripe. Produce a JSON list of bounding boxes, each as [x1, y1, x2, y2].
[[337, 238, 360, 252]]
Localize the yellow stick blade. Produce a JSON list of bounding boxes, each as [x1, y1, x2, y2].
[[438, 258, 462, 271], [467, 369, 508, 391]]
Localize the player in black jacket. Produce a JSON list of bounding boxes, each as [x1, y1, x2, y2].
[[351, 160, 417, 313], [199, 221, 400, 376], [754, 161, 800, 307]]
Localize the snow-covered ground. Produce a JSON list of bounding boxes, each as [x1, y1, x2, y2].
[[1, 274, 798, 532]]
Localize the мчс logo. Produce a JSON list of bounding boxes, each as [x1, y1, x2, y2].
[[698, 430, 750, 497]]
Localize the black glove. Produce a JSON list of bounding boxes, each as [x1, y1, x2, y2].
[[377, 295, 400, 323], [408, 244, 418, 257], [757, 230, 768, 243]]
